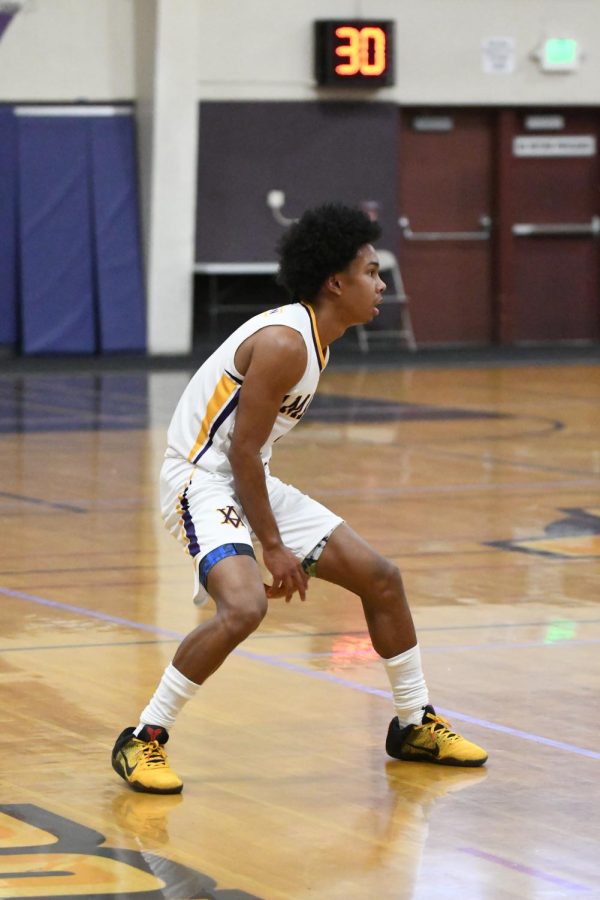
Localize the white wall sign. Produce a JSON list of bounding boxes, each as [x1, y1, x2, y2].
[[482, 37, 516, 74], [524, 115, 565, 131], [513, 135, 596, 157]]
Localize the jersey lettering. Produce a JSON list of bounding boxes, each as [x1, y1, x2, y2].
[[279, 393, 312, 420]]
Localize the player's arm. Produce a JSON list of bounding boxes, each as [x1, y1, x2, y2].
[[229, 325, 309, 601]]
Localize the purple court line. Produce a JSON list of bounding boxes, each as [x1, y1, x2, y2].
[[434, 706, 600, 761], [0, 587, 184, 640], [2, 585, 599, 762], [253, 618, 600, 636], [458, 847, 591, 893]]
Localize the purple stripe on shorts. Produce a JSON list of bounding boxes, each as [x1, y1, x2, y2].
[[179, 485, 200, 558]]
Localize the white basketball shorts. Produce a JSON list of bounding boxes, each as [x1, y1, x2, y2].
[[160, 456, 343, 606]]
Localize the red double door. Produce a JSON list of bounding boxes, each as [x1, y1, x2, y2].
[[398, 108, 600, 345]]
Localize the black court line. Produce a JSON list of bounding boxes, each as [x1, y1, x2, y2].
[[0, 638, 179, 653], [0, 549, 492, 580], [0, 556, 589, 594], [250, 619, 600, 638], [488, 383, 600, 406], [0, 563, 177, 577], [0, 491, 87, 513], [4, 634, 599, 657], [299, 415, 565, 450], [2, 620, 598, 656], [419, 444, 598, 480]]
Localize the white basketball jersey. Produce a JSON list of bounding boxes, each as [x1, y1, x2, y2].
[[165, 302, 329, 474]]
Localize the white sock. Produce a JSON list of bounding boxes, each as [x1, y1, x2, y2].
[[134, 662, 200, 734], [382, 644, 429, 727]]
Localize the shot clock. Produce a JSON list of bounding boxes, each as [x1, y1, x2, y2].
[[314, 20, 395, 87]]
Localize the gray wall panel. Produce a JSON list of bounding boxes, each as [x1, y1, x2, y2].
[[195, 101, 398, 262]]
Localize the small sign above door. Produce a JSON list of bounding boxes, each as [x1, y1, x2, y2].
[[524, 115, 565, 131], [412, 115, 454, 132], [481, 37, 516, 74], [513, 135, 596, 157]]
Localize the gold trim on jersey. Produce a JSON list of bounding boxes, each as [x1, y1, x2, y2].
[[300, 302, 327, 371], [187, 372, 240, 463]]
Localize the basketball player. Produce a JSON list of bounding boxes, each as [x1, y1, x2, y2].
[[111, 204, 487, 794]]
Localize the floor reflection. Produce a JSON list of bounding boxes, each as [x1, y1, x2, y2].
[[0, 374, 150, 433], [111, 793, 184, 848], [0, 370, 508, 434], [312, 762, 488, 899]]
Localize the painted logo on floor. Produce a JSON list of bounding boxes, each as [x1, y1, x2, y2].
[[489, 507, 600, 558], [0, 803, 261, 899]]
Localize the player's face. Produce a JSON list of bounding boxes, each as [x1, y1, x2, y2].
[[337, 244, 386, 324]]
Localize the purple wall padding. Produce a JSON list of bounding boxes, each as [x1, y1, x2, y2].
[[89, 115, 146, 352], [18, 116, 96, 354], [0, 108, 18, 345]]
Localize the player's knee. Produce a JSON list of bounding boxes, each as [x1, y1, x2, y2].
[[219, 593, 267, 640], [372, 558, 405, 605]]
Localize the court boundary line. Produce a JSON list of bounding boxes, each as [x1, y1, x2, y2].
[[2, 585, 599, 762], [458, 847, 591, 893], [3, 635, 598, 657]]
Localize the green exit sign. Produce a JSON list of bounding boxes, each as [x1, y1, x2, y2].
[[542, 38, 579, 71]]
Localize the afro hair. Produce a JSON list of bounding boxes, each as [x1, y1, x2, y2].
[[276, 203, 382, 302]]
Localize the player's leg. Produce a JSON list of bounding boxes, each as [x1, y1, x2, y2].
[[313, 523, 488, 767], [173, 551, 267, 683], [139, 548, 267, 725], [112, 468, 268, 793], [313, 523, 416, 657], [266, 477, 424, 720], [112, 550, 267, 794]]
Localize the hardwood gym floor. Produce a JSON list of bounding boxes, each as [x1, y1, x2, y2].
[[0, 354, 598, 899]]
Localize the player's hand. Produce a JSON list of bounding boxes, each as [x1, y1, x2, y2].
[[262, 544, 308, 602]]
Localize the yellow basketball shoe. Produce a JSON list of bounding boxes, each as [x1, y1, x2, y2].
[[386, 705, 488, 767], [111, 725, 183, 794]]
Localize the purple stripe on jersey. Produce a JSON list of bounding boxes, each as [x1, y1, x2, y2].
[[192, 389, 240, 464], [179, 486, 200, 558], [224, 368, 243, 386]]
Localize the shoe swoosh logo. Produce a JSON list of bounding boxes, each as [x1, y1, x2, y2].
[[121, 755, 137, 777], [405, 742, 439, 757]]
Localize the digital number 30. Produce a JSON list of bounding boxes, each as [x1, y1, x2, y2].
[[334, 26, 387, 77]]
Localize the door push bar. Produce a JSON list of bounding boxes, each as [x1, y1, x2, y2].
[[512, 216, 600, 237], [399, 215, 492, 241]]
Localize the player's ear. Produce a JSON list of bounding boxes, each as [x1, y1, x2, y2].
[[326, 273, 343, 295]]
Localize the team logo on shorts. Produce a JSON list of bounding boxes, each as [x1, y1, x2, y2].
[[218, 506, 243, 527]]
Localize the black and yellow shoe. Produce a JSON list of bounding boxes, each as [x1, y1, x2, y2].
[[111, 725, 183, 794], [386, 705, 488, 767]]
